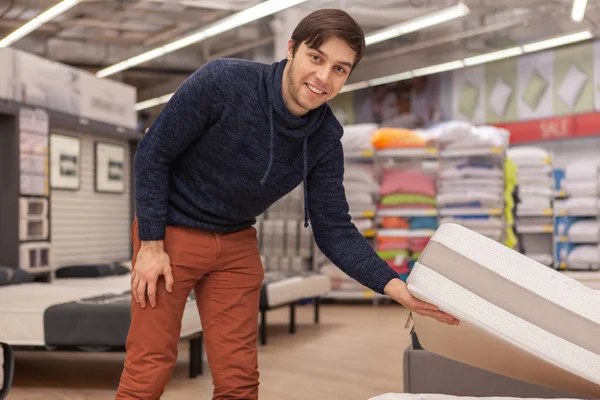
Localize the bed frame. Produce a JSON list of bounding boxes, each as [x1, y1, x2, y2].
[[259, 297, 321, 346], [7, 332, 204, 380], [1, 342, 14, 400]]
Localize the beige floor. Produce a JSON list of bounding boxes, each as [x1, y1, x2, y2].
[[8, 303, 411, 400]]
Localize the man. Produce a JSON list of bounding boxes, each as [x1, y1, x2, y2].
[[116, 8, 458, 400]]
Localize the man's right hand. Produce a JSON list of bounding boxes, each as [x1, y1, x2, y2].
[[131, 241, 174, 308]]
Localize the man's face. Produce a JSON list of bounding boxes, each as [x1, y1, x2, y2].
[[283, 36, 356, 117]]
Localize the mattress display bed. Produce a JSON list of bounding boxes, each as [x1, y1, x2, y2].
[[0, 342, 13, 400], [405, 223, 600, 398], [259, 271, 331, 345], [0, 263, 204, 378]]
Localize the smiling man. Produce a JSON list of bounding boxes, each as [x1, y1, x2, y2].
[[116, 8, 458, 400]]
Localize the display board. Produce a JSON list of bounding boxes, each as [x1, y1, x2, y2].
[[0, 48, 137, 130]]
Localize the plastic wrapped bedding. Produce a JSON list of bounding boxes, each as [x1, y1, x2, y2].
[[341, 123, 378, 152], [566, 245, 600, 270], [567, 220, 600, 243], [406, 223, 600, 398], [565, 160, 600, 182]]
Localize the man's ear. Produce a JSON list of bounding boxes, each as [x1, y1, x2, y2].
[[287, 39, 295, 60]]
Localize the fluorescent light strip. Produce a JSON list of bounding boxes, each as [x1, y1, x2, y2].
[[136, 30, 593, 111], [0, 0, 82, 47], [522, 30, 592, 52], [571, 0, 588, 22], [96, 0, 308, 78], [365, 3, 470, 46], [463, 47, 523, 66]]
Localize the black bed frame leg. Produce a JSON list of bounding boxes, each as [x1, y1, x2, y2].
[[289, 303, 296, 334], [314, 297, 320, 324], [260, 310, 267, 346], [189, 334, 203, 378]]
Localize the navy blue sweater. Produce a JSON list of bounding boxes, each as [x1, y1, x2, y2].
[[134, 58, 398, 294]]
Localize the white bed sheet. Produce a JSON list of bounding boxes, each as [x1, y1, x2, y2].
[[370, 394, 579, 400]]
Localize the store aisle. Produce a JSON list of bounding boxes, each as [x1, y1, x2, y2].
[[9, 304, 410, 400]]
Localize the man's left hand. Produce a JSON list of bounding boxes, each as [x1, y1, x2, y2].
[[384, 278, 459, 326]]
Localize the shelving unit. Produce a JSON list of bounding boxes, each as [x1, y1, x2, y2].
[[17, 108, 53, 275], [551, 160, 600, 271], [508, 146, 556, 267]]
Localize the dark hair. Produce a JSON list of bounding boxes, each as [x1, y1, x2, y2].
[[290, 8, 366, 69]]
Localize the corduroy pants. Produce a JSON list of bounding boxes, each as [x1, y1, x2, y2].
[[115, 218, 264, 400]]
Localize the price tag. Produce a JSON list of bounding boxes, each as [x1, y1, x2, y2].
[[361, 149, 374, 157]]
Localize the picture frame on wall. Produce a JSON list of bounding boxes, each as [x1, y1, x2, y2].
[[95, 141, 125, 194], [49, 133, 81, 190]]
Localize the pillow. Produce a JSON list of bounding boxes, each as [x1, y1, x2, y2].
[[557, 64, 587, 109], [371, 127, 426, 149], [0, 267, 33, 286], [458, 82, 480, 120], [488, 76, 512, 118], [380, 169, 436, 197], [522, 69, 548, 111]]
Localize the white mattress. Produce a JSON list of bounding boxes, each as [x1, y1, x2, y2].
[[0, 275, 201, 346], [264, 273, 331, 308], [407, 223, 600, 398], [370, 394, 579, 400]]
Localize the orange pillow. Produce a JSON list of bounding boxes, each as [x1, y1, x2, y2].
[[372, 127, 426, 149]]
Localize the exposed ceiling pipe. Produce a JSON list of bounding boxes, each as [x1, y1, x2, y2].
[[206, 35, 273, 60]]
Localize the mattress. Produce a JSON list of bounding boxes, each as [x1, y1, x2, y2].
[[260, 271, 331, 309], [0, 275, 201, 347], [407, 223, 600, 399], [370, 395, 579, 400]]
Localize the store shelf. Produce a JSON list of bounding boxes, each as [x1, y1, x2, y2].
[[377, 208, 438, 217], [377, 229, 435, 238]]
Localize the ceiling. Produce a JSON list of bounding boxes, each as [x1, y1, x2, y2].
[[1, 0, 599, 115]]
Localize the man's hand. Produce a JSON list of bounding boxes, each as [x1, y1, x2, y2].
[[131, 241, 174, 308], [384, 278, 459, 326]]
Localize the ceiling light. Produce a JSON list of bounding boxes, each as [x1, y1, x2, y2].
[[0, 0, 82, 47], [522, 30, 592, 53], [136, 30, 593, 111], [463, 47, 523, 66], [96, 0, 309, 78], [365, 3, 470, 46], [571, 0, 588, 22]]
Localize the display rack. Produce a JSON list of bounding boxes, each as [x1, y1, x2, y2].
[[17, 107, 53, 275], [507, 146, 555, 268], [257, 185, 314, 274], [315, 122, 511, 302], [552, 160, 600, 271]]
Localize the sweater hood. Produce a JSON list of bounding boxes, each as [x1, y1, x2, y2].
[[258, 59, 331, 228]]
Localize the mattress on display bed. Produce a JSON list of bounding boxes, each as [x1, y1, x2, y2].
[[370, 395, 580, 400], [0, 263, 201, 349], [406, 223, 600, 399], [260, 271, 331, 310]]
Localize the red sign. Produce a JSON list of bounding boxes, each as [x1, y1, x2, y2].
[[494, 112, 600, 144]]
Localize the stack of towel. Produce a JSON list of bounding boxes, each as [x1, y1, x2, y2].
[[343, 163, 379, 234], [508, 146, 554, 216], [554, 159, 600, 270], [340, 123, 378, 155], [506, 146, 554, 265], [376, 167, 438, 281]]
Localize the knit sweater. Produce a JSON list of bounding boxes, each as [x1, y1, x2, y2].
[[134, 58, 399, 294]]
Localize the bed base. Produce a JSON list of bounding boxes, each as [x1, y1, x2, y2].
[[259, 297, 320, 346], [8, 332, 204, 379], [0, 342, 14, 400]]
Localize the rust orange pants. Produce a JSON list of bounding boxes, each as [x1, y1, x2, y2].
[[115, 218, 264, 400]]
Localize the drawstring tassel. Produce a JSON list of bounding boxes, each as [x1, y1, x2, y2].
[[303, 138, 309, 228]]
